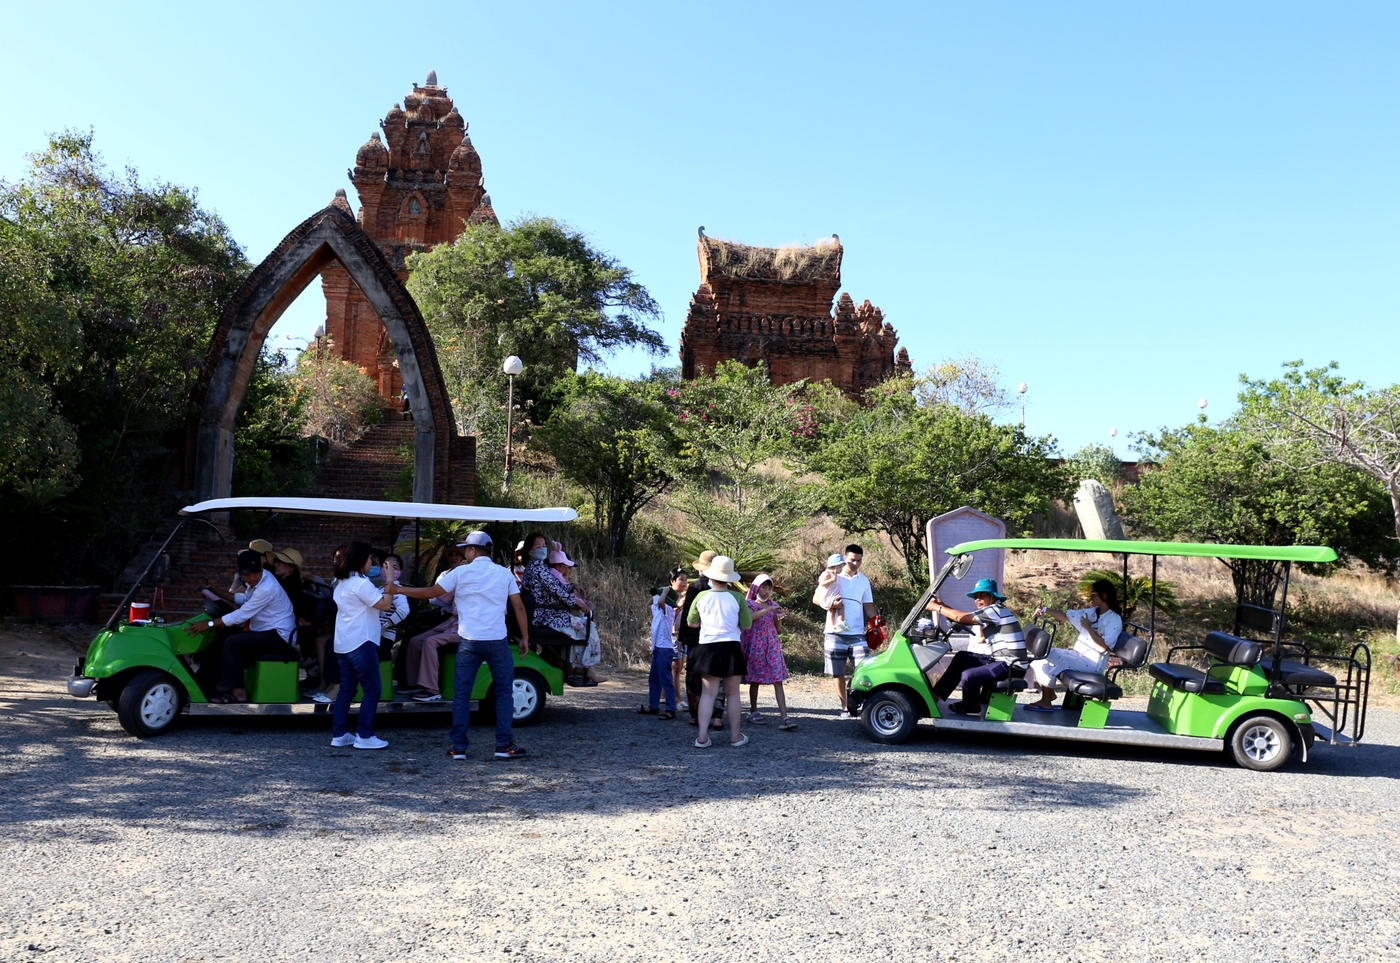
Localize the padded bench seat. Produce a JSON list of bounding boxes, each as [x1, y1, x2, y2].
[[1059, 670, 1123, 701], [1148, 662, 1226, 695], [1259, 657, 1337, 688]]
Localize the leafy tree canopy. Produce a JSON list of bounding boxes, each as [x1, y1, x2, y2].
[[812, 376, 1071, 584], [0, 131, 247, 581], [406, 216, 665, 456], [1121, 419, 1397, 607], [534, 371, 679, 558]]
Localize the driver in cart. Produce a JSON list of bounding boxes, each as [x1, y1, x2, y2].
[[925, 578, 1029, 715]]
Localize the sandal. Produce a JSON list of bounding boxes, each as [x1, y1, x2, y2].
[[637, 706, 659, 715], [748, 712, 767, 725], [658, 710, 676, 721], [777, 719, 798, 731], [693, 737, 713, 748]]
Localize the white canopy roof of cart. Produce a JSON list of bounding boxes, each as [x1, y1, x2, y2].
[[180, 497, 578, 523]]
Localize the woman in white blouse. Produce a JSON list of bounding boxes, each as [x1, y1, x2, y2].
[[1026, 579, 1124, 711], [330, 541, 395, 749]]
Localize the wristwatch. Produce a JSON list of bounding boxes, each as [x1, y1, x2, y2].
[[206, 620, 216, 630]]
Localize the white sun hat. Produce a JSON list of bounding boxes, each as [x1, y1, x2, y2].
[[701, 555, 743, 585]]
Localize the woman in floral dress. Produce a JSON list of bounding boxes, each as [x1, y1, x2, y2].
[[740, 574, 796, 730]]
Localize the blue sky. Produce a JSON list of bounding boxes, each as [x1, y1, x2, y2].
[[3, 1, 1396, 455]]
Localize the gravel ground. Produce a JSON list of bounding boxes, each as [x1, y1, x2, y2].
[[3, 622, 1399, 962]]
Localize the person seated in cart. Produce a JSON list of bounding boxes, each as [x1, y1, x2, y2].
[[1025, 579, 1124, 712], [925, 578, 1029, 714], [186, 549, 298, 704]]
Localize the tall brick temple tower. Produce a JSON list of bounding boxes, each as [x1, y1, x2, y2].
[[322, 70, 498, 401], [679, 231, 910, 398]]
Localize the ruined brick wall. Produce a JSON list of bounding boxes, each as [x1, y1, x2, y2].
[[679, 234, 910, 398], [323, 71, 498, 401]]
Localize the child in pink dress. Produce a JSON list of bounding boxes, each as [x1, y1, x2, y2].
[[812, 554, 851, 633], [740, 574, 795, 730]]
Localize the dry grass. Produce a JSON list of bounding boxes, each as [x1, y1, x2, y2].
[[704, 237, 841, 282]]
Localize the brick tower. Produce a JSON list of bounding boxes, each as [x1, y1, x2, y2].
[[680, 231, 910, 398], [322, 70, 498, 401]]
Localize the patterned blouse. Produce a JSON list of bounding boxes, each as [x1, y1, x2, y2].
[[521, 559, 575, 633]]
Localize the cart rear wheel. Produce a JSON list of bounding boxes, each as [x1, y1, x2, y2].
[[1229, 714, 1290, 771], [116, 670, 184, 738], [861, 690, 917, 744]]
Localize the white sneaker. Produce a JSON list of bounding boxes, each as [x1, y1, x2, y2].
[[839, 710, 854, 720], [330, 733, 355, 747], [678, 700, 689, 711], [353, 735, 388, 750], [308, 690, 333, 704]]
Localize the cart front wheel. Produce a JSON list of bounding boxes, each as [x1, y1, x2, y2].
[[1229, 714, 1290, 771], [861, 690, 917, 744], [116, 670, 184, 738]]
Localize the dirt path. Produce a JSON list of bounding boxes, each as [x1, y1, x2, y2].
[[3, 619, 1398, 962]]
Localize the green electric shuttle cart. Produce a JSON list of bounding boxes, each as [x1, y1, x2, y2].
[[846, 538, 1371, 771], [67, 497, 580, 738]]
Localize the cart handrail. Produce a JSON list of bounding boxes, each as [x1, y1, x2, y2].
[[179, 496, 578, 523], [944, 538, 1337, 564]]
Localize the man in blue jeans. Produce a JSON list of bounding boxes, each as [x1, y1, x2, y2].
[[387, 531, 530, 759]]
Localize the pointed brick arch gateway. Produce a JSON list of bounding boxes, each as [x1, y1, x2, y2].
[[193, 199, 473, 504]]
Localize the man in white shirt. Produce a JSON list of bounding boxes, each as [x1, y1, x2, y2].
[[820, 544, 876, 719], [185, 549, 297, 703], [388, 532, 530, 760]]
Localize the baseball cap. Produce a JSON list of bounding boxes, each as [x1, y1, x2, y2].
[[457, 531, 493, 548], [236, 549, 265, 574]]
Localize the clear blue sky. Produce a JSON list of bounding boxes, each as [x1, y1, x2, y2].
[[3, 1, 1396, 455]]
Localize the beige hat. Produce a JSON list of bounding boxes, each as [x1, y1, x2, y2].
[[691, 550, 718, 573], [701, 555, 742, 585], [272, 548, 304, 568], [249, 539, 275, 556]]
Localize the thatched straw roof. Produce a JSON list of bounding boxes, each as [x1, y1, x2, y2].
[[702, 236, 842, 282]]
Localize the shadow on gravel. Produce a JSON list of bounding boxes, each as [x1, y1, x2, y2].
[[5, 685, 1398, 838]]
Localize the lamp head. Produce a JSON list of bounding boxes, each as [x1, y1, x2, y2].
[[502, 356, 524, 376]]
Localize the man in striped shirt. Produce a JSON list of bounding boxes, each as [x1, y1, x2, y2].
[[926, 578, 1029, 715]]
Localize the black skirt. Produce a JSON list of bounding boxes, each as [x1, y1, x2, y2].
[[689, 640, 747, 679]]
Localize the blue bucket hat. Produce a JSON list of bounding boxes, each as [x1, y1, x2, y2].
[[966, 578, 1006, 600]]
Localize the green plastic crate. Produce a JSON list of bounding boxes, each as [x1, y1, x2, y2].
[[245, 658, 299, 703]]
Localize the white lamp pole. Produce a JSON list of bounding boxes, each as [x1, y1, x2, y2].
[[1017, 382, 1028, 427], [1198, 397, 1208, 423], [502, 356, 524, 494]]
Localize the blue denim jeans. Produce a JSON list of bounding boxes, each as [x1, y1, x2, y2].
[[450, 637, 516, 751], [332, 640, 380, 739], [648, 646, 677, 710]]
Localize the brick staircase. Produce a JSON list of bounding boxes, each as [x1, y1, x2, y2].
[[111, 417, 420, 621]]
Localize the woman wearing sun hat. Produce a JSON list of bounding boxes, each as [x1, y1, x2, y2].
[[925, 577, 1028, 715], [685, 555, 753, 747]]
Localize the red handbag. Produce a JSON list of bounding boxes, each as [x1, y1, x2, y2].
[[865, 613, 888, 650]]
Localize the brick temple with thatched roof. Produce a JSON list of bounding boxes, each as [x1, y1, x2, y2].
[[679, 230, 910, 398]]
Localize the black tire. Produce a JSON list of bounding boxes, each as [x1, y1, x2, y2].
[[479, 669, 548, 727], [116, 669, 184, 738], [861, 689, 917, 744], [1229, 714, 1291, 772]]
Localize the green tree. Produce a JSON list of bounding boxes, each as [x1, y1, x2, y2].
[[668, 361, 817, 567], [286, 337, 384, 447], [406, 216, 665, 460], [230, 348, 318, 497], [1239, 361, 1400, 634], [534, 371, 679, 558], [811, 376, 1071, 584], [1120, 419, 1396, 608], [1066, 442, 1125, 485], [0, 131, 247, 582]]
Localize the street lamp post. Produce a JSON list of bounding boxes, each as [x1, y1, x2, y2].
[[1108, 426, 1118, 454], [1198, 397, 1208, 424], [1017, 382, 1028, 427], [502, 356, 524, 495]]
